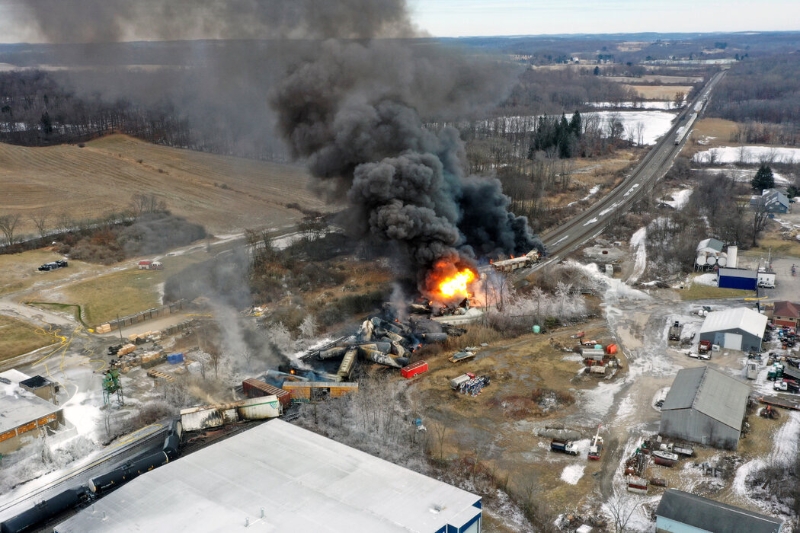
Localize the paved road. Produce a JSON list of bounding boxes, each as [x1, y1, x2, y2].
[[535, 70, 727, 268]]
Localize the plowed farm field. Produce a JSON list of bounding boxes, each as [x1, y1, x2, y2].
[[0, 135, 332, 235]]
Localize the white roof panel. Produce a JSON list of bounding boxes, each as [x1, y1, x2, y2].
[[55, 420, 480, 533], [699, 307, 767, 339]]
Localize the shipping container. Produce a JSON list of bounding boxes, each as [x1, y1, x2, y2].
[[180, 406, 227, 432], [242, 379, 292, 407], [282, 381, 359, 401], [167, 353, 184, 364], [237, 395, 282, 420], [401, 361, 429, 379]]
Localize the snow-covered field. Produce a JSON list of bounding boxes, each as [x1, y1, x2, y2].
[[693, 167, 791, 185], [694, 146, 800, 165], [587, 101, 675, 111], [486, 109, 676, 146]]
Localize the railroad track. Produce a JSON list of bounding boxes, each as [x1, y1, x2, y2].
[[534, 70, 727, 268], [0, 423, 168, 521]]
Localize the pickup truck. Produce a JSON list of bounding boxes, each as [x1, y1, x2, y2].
[[550, 439, 579, 456]]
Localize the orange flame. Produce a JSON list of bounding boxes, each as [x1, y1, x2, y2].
[[437, 268, 476, 299]]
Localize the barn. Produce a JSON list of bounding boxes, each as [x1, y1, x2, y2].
[[698, 307, 767, 353], [716, 268, 758, 290], [656, 489, 783, 533], [659, 367, 750, 450]]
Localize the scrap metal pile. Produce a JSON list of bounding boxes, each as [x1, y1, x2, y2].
[[303, 316, 465, 378]]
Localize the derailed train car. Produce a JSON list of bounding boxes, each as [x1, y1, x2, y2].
[[0, 487, 88, 533], [0, 419, 183, 532]]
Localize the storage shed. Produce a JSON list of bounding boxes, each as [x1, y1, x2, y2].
[[717, 268, 758, 290], [55, 420, 483, 533], [699, 307, 767, 352], [659, 367, 750, 449], [656, 489, 782, 533]]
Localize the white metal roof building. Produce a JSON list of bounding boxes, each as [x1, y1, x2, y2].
[[656, 489, 783, 533], [659, 367, 751, 449], [55, 420, 483, 533], [0, 370, 64, 455], [698, 307, 767, 352]]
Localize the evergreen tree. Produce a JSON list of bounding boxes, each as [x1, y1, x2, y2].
[[569, 111, 582, 137], [751, 164, 775, 192]]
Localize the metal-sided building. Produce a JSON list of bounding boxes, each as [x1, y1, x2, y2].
[[0, 370, 64, 455], [716, 268, 758, 290], [55, 419, 483, 533], [656, 489, 783, 532], [698, 307, 767, 352], [659, 367, 750, 450]]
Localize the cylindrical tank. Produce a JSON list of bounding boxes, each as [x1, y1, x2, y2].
[[696, 255, 707, 266], [707, 255, 717, 266], [718, 256, 727, 267]]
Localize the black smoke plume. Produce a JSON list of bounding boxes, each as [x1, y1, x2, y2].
[[13, 0, 542, 295], [271, 38, 542, 295]]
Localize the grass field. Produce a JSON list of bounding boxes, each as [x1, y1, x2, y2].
[[23, 242, 225, 326], [0, 134, 334, 236], [0, 249, 105, 297], [680, 282, 754, 300], [623, 84, 694, 100], [0, 316, 55, 361]]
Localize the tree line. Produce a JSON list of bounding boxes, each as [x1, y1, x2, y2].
[[708, 53, 800, 140]]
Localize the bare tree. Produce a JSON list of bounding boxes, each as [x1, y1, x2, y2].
[[0, 214, 21, 245], [429, 422, 448, 462], [29, 210, 49, 240], [56, 212, 73, 233], [130, 193, 166, 216], [606, 492, 641, 533], [751, 196, 771, 247]]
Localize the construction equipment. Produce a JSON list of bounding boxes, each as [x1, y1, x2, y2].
[[588, 426, 603, 460]]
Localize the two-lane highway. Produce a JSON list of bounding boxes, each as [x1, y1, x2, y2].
[[534, 70, 726, 269]]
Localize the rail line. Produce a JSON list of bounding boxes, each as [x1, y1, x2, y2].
[[535, 70, 726, 265]]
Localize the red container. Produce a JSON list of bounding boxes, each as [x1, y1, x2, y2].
[[401, 361, 428, 379], [242, 379, 292, 408]]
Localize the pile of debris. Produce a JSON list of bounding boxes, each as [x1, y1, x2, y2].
[[301, 316, 464, 379]]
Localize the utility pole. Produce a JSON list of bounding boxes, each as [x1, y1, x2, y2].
[[117, 313, 124, 343]]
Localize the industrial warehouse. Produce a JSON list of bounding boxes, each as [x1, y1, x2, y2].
[[0, 370, 64, 455], [55, 420, 483, 533], [659, 367, 750, 449], [698, 307, 768, 353]]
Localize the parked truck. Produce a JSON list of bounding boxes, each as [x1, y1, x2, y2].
[[550, 439, 579, 456], [698, 340, 712, 355]]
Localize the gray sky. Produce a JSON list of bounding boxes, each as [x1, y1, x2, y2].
[[0, 0, 798, 43], [409, 0, 800, 37]]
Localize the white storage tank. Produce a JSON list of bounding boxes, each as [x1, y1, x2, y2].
[[696, 254, 707, 266]]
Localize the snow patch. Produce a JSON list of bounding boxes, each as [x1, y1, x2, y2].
[[662, 189, 693, 210], [693, 146, 800, 165], [692, 273, 718, 287], [560, 464, 585, 485], [628, 227, 647, 284]]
